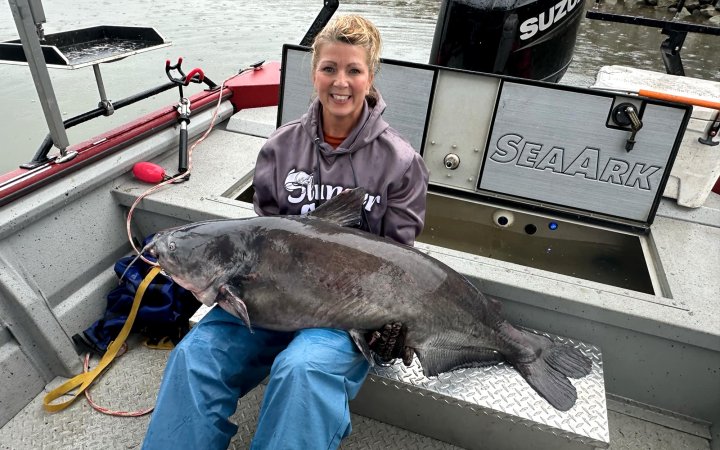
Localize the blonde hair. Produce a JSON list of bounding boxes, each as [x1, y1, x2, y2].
[[311, 15, 382, 104]]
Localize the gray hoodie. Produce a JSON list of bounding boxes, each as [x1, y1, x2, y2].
[[253, 95, 429, 246]]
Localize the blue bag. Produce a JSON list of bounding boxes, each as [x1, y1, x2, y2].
[[76, 236, 200, 354]]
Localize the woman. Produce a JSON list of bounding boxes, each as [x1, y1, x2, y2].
[[143, 15, 428, 450]]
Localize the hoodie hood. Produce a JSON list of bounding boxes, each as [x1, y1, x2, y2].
[[300, 94, 390, 157]]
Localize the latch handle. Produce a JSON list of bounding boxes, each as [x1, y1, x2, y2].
[[613, 103, 643, 152], [624, 105, 643, 152]]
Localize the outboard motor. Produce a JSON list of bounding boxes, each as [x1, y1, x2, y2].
[[429, 0, 584, 82]]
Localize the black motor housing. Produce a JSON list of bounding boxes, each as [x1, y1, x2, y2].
[[429, 0, 584, 82]]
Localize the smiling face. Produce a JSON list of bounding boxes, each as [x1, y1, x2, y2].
[[312, 42, 374, 137]]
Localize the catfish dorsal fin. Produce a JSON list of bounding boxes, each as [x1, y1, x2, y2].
[[308, 187, 366, 227]]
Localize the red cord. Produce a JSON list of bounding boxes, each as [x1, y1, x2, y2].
[[82, 343, 155, 417]]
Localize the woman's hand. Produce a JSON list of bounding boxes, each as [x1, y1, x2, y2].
[[366, 322, 414, 366]]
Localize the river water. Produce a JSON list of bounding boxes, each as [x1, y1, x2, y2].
[[0, 0, 717, 174]]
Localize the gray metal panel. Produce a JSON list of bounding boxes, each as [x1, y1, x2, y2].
[[280, 47, 434, 152], [495, 291, 720, 438], [352, 331, 609, 449], [0, 252, 81, 381], [7, 189, 130, 310], [425, 70, 500, 193], [480, 82, 687, 223], [279, 49, 314, 128], [373, 63, 434, 152]]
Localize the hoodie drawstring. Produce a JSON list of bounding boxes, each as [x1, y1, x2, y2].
[[348, 152, 372, 234]]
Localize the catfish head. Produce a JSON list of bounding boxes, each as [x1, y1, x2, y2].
[[147, 220, 258, 313]]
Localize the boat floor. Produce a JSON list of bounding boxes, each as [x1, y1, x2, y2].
[[0, 336, 710, 450]]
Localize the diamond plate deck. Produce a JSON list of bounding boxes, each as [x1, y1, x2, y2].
[[0, 336, 460, 450], [0, 333, 710, 450]]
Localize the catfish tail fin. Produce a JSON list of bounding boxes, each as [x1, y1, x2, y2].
[[510, 329, 592, 412]]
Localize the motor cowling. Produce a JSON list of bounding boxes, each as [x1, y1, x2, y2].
[[429, 0, 584, 82]]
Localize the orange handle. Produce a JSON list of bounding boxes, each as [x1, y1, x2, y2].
[[638, 89, 720, 110]]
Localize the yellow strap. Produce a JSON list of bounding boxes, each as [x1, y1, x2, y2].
[[43, 266, 162, 413], [143, 336, 175, 350]]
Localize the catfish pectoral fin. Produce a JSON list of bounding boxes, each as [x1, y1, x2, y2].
[[218, 284, 253, 333]]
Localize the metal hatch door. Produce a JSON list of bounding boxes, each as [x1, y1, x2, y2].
[[421, 71, 692, 296]]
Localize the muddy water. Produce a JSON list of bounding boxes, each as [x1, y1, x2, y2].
[[0, 0, 717, 173]]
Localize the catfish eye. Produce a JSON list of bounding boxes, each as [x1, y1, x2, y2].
[[168, 242, 176, 252]]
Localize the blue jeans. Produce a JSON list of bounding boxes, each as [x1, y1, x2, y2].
[[142, 306, 370, 450]]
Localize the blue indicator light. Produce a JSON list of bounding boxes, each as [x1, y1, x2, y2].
[[548, 221, 558, 231]]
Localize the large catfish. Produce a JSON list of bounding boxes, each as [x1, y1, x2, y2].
[[147, 188, 591, 411]]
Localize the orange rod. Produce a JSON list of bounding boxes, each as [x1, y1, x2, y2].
[[638, 89, 720, 110]]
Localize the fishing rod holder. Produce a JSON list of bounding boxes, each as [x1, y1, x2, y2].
[[165, 57, 209, 179], [176, 97, 191, 178]]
